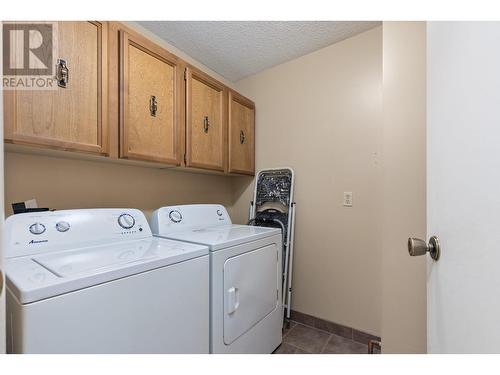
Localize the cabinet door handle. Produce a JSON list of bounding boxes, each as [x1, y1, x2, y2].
[[240, 130, 245, 144], [203, 116, 210, 133], [149, 96, 157, 117], [56, 58, 69, 88]]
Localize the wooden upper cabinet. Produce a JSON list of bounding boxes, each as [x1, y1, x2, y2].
[[4, 21, 108, 154], [119, 31, 182, 165], [185, 68, 227, 172], [4, 21, 256, 174], [228, 91, 255, 175]]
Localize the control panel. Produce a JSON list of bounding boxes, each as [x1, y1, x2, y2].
[[5, 209, 152, 259], [150, 204, 231, 235]]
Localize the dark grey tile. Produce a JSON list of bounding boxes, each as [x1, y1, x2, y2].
[[352, 329, 381, 345], [273, 343, 310, 354], [322, 334, 369, 354], [313, 317, 334, 332], [314, 318, 353, 340], [290, 310, 315, 327], [283, 323, 331, 354], [283, 320, 297, 338]]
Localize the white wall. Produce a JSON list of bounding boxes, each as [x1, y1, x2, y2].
[[232, 27, 383, 336], [427, 22, 500, 353]]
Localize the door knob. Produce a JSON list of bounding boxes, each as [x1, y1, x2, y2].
[[408, 235, 440, 261]]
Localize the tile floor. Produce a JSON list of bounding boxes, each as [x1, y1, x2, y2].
[[273, 321, 378, 354]]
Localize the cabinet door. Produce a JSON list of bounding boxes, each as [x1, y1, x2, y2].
[[186, 68, 227, 172], [228, 91, 255, 175], [4, 21, 108, 154], [120, 31, 181, 165]]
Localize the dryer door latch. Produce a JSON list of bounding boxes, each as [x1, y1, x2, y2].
[[227, 287, 240, 314]]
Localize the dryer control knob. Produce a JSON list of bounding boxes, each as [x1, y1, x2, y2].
[[56, 221, 70, 232], [29, 223, 46, 235], [169, 210, 182, 223], [118, 213, 135, 229]]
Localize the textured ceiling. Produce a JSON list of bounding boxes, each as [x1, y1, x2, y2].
[[138, 21, 381, 82]]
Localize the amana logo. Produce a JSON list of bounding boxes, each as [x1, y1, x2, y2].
[[29, 239, 48, 245]]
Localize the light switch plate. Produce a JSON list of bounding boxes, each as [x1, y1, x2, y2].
[[344, 192, 353, 207]]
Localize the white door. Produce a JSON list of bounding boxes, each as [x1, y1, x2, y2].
[[425, 22, 500, 353]]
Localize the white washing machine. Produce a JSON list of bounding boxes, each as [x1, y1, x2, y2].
[[5, 208, 209, 354], [150, 204, 283, 354]]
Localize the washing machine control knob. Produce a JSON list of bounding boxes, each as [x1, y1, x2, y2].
[[118, 213, 135, 229], [29, 223, 46, 235], [169, 210, 182, 223], [56, 221, 70, 232]]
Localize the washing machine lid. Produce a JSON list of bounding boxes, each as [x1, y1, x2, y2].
[[5, 237, 208, 304], [156, 224, 281, 251]]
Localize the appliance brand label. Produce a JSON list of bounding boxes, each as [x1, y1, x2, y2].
[[29, 239, 48, 245]]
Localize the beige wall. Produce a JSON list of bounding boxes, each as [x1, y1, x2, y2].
[[232, 27, 383, 336], [4, 152, 235, 220], [380, 22, 426, 353]]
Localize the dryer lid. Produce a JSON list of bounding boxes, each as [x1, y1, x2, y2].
[[5, 237, 208, 304], [156, 224, 281, 251]]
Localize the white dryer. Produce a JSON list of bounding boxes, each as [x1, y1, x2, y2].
[[150, 204, 283, 354], [5, 208, 209, 354]]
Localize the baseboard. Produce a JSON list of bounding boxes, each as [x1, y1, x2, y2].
[[289, 310, 381, 345]]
